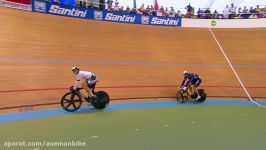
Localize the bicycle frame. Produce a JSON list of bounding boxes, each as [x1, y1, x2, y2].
[[177, 85, 207, 103], [180, 86, 194, 96], [176, 85, 196, 103], [72, 88, 89, 102], [187, 85, 195, 98]]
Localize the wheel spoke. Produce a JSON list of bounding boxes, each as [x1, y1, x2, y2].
[[72, 101, 77, 109], [63, 98, 71, 103], [71, 93, 75, 100], [73, 99, 80, 102], [65, 103, 72, 109]]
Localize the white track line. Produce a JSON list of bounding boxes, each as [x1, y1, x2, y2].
[[209, 28, 264, 107]]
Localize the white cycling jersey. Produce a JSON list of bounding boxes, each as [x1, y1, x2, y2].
[[76, 71, 95, 81], [73, 71, 97, 87]]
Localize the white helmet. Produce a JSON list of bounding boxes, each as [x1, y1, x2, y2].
[[183, 70, 188, 74], [71, 66, 79, 71]]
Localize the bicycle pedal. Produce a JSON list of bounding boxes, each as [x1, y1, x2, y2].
[[85, 97, 91, 102], [88, 96, 97, 102]]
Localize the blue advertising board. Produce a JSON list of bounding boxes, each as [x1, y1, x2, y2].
[[32, 0, 94, 18], [32, 0, 182, 27]]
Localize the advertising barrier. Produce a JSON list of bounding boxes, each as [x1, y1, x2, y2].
[[7, 0, 31, 5], [32, 0, 182, 27], [182, 18, 266, 28], [0, 0, 31, 11]]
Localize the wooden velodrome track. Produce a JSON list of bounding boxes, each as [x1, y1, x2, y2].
[[0, 7, 265, 114]]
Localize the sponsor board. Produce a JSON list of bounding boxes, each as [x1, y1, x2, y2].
[[31, 0, 182, 27], [34, 0, 46, 13], [33, 0, 91, 18], [94, 10, 103, 20], [0, 0, 31, 11], [141, 16, 149, 24], [150, 17, 181, 26], [104, 13, 136, 23], [182, 18, 266, 28], [48, 5, 87, 18]]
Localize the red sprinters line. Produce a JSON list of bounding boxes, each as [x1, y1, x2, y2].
[[0, 85, 265, 93], [0, 88, 67, 93]]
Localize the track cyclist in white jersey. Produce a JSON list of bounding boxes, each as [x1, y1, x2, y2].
[[71, 66, 99, 98]]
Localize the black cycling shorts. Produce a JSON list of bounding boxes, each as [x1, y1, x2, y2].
[[191, 78, 202, 87]]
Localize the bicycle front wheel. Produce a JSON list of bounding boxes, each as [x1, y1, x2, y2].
[[176, 90, 189, 103], [61, 92, 82, 112]]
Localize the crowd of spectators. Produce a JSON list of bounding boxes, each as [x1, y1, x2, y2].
[[43, 0, 266, 19]]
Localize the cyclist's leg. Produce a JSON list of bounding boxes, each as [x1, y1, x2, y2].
[[88, 84, 96, 97], [194, 78, 202, 99], [82, 81, 96, 97], [193, 85, 200, 98], [188, 84, 193, 95], [82, 81, 90, 95], [88, 80, 97, 97], [189, 79, 197, 96]]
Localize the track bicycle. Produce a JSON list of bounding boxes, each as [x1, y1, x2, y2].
[[176, 86, 207, 103], [61, 87, 110, 112]]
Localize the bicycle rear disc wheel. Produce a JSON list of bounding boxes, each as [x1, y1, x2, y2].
[[197, 89, 207, 102], [91, 91, 110, 109]]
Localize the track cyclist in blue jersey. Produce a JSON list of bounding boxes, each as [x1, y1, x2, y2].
[[181, 70, 202, 100]]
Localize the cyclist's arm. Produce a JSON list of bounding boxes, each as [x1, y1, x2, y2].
[[185, 80, 192, 87], [181, 77, 187, 86], [73, 80, 79, 87], [73, 75, 81, 88]]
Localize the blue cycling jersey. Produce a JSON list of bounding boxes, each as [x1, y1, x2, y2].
[[181, 73, 201, 87]]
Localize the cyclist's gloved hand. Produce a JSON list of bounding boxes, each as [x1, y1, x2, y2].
[[69, 86, 74, 91], [73, 86, 78, 90], [70, 86, 77, 91], [183, 87, 187, 91]]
